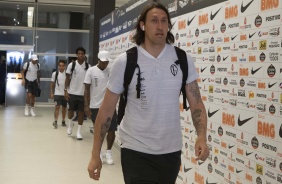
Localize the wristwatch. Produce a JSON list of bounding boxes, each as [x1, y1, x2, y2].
[[64, 89, 67, 91]]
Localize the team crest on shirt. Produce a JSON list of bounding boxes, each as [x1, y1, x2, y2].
[[170, 64, 178, 76]]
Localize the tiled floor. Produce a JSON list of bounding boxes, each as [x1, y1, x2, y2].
[[0, 106, 124, 184]]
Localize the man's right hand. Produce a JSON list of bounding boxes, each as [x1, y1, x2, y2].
[[84, 106, 91, 118], [50, 93, 54, 99], [21, 80, 25, 86], [64, 90, 69, 100], [88, 156, 103, 180]]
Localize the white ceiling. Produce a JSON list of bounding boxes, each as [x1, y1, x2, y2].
[[1, 0, 129, 8]]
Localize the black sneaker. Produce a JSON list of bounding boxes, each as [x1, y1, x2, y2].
[[53, 121, 58, 128], [62, 121, 66, 127]]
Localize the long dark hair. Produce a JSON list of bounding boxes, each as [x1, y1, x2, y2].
[[132, 2, 175, 45]]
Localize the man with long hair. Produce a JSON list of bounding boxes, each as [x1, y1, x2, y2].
[[88, 3, 209, 183]]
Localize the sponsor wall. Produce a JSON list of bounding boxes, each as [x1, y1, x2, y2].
[[99, 0, 282, 183]]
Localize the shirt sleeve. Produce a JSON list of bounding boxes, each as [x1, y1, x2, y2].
[[84, 67, 92, 84], [23, 62, 28, 70], [107, 53, 127, 95], [186, 53, 199, 84], [66, 62, 73, 74], [51, 72, 55, 82]]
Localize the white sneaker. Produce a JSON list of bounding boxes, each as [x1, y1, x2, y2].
[[67, 122, 74, 135], [24, 106, 29, 116], [30, 108, 36, 117], [76, 132, 83, 140], [105, 150, 114, 165]]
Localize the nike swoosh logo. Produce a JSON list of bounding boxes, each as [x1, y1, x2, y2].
[[251, 66, 262, 75], [238, 115, 253, 126], [268, 82, 277, 88], [190, 130, 194, 133], [206, 178, 217, 184], [187, 15, 196, 26], [192, 41, 196, 45], [210, 7, 222, 20], [236, 169, 243, 173], [202, 78, 207, 82], [251, 67, 261, 75], [184, 166, 192, 173], [246, 151, 253, 156], [231, 35, 238, 41], [198, 161, 204, 165], [208, 108, 219, 118], [223, 56, 228, 61], [279, 124, 282, 138], [241, 0, 254, 13], [201, 67, 207, 73], [228, 145, 235, 149], [249, 32, 256, 39]]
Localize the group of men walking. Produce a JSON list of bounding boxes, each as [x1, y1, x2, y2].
[[22, 48, 116, 165]]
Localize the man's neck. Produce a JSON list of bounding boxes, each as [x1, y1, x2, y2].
[[97, 64, 105, 71], [141, 42, 166, 58], [77, 60, 84, 64], [59, 70, 65, 73]]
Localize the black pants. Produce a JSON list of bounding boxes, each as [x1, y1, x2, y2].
[[121, 148, 181, 184]]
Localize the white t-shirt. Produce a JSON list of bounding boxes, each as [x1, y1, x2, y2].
[[23, 62, 40, 81], [84, 65, 110, 108], [66, 61, 90, 96], [107, 44, 199, 154], [51, 71, 66, 96]]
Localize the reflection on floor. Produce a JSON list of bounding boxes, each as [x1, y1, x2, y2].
[[0, 106, 124, 184]]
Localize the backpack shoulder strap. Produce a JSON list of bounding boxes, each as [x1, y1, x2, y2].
[[117, 47, 138, 125], [55, 71, 59, 86], [174, 46, 189, 110], [85, 62, 89, 70], [27, 62, 30, 70], [71, 61, 76, 74], [24, 62, 30, 78], [124, 47, 138, 94]]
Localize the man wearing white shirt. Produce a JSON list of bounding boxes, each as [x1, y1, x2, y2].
[[88, 3, 209, 183], [50, 60, 67, 128], [84, 50, 117, 165], [21, 54, 40, 117], [64, 47, 90, 140]]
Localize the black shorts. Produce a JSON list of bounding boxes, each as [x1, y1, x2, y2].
[[121, 148, 181, 184], [90, 108, 117, 131], [54, 95, 67, 107], [25, 79, 38, 96], [68, 94, 84, 111]]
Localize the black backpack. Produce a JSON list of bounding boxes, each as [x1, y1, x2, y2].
[[24, 61, 40, 79], [117, 46, 189, 125]]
